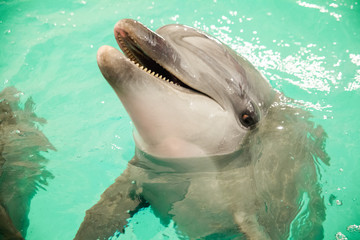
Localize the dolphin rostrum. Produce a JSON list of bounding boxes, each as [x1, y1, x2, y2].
[[75, 19, 329, 240]]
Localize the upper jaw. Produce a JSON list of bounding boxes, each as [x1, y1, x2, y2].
[[113, 20, 196, 92], [113, 19, 220, 101]]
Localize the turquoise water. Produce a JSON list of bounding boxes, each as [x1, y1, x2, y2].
[[1, 0, 360, 239]]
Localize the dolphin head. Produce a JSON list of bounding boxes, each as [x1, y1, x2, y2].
[[97, 19, 275, 158]]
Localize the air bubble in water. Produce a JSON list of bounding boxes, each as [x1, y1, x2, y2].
[[336, 200, 343, 206]]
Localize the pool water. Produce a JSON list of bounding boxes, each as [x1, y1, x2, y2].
[[1, 0, 359, 239]]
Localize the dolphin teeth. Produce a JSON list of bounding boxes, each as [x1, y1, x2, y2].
[[155, 73, 159, 77]]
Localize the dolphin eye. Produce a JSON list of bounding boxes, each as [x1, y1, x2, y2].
[[240, 111, 257, 128]]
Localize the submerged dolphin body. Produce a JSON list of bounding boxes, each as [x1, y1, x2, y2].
[[0, 87, 55, 240], [75, 19, 329, 239]]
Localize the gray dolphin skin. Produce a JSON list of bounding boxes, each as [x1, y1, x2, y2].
[[75, 19, 329, 240]]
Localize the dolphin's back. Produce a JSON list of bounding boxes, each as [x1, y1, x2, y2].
[[250, 101, 329, 239]]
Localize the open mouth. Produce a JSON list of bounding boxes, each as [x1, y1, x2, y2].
[[115, 28, 200, 92]]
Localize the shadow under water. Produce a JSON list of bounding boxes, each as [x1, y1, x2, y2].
[[0, 87, 55, 239]]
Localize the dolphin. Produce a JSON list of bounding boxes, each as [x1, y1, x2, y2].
[[0, 87, 55, 240], [75, 19, 329, 240]]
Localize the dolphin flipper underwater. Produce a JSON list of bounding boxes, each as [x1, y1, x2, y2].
[[0, 87, 55, 239], [75, 19, 329, 240]]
